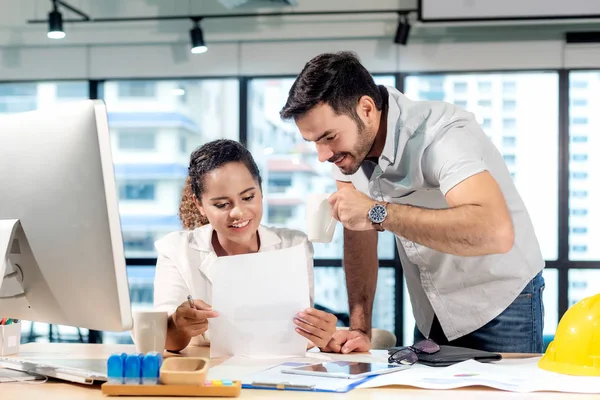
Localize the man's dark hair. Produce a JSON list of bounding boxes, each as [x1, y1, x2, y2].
[[280, 51, 383, 124]]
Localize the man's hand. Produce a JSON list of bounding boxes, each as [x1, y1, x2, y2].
[[328, 187, 376, 231], [320, 329, 372, 354], [294, 308, 338, 349]]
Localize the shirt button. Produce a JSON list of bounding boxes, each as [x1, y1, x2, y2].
[[428, 293, 437, 300]]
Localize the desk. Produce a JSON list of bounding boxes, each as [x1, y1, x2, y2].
[[2, 343, 599, 400]]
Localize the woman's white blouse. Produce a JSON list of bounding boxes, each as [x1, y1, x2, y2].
[[153, 224, 315, 345]]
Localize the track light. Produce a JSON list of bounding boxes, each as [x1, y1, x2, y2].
[[393, 13, 410, 45], [190, 19, 207, 54], [47, 0, 65, 39]]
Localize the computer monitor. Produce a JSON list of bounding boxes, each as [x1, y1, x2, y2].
[[0, 100, 132, 332]]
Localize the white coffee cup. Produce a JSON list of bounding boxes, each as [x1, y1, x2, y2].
[[306, 193, 337, 243], [132, 310, 168, 354]]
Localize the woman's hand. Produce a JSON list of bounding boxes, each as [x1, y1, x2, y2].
[[171, 299, 219, 338], [294, 308, 338, 349]]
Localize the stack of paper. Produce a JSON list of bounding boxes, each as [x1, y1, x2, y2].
[[359, 356, 600, 394]]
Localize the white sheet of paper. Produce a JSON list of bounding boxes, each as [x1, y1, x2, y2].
[[359, 356, 600, 394], [209, 244, 310, 358]]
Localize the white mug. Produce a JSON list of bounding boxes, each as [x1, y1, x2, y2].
[[306, 193, 337, 243], [132, 311, 168, 354]]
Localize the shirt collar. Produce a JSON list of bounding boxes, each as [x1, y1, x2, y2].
[[379, 85, 402, 169], [190, 224, 281, 253]]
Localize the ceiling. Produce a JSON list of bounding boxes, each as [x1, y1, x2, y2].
[[1, 0, 599, 48]]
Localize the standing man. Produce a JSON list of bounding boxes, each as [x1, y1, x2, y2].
[[280, 52, 545, 354]]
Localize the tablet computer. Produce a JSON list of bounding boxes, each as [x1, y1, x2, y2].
[[280, 361, 409, 379]]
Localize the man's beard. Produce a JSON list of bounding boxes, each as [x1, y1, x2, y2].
[[328, 124, 372, 175]]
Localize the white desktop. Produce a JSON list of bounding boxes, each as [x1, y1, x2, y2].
[[0, 100, 133, 383]]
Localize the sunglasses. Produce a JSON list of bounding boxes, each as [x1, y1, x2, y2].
[[387, 339, 440, 365]]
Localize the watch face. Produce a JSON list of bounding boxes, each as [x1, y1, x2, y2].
[[369, 204, 387, 224]]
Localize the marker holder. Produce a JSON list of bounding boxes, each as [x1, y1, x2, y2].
[[0, 322, 21, 356]]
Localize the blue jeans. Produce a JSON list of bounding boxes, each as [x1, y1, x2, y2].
[[414, 271, 545, 353]]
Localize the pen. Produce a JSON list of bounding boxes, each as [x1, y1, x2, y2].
[[187, 295, 197, 310], [251, 381, 316, 390], [0, 317, 7, 325]]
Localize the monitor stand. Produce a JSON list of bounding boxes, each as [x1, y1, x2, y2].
[[0, 220, 30, 304]]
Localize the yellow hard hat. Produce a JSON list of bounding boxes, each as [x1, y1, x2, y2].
[[538, 293, 600, 376]]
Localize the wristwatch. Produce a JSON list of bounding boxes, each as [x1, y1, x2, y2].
[[368, 202, 388, 232]]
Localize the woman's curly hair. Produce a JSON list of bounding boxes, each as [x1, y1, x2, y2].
[[178, 139, 262, 230]]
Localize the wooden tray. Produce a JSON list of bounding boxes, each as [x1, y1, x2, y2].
[[101, 381, 241, 397]]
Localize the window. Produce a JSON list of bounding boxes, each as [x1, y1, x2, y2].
[[571, 117, 588, 125], [571, 245, 588, 253], [571, 80, 588, 89], [103, 265, 156, 344], [503, 99, 517, 111], [502, 81, 516, 94], [571, 171, 588, 179], [453, 100, 467, 108], [316, 267, 395, 333], [571, 154, 588, 162], [453, 82, 467, 93], [502, 118, 517, 129], [119, 182, 156, 200], [119, 130, 156, 150], [569, 270, 600, 308], [0, 81, 88, 114], [102, 79, 239, 258], [502, 136, 517, 147], [179, 135, 187, 153], [403, 267, 559, 345], [118, 81, 157, 98], [405, 72, 559, 261], [0, 83, 37, 96], [478, 100, 492, 107], [570, 208, 588, 217], [571, 190, 588, 198], [571, 227, 588, 234], [56, 82, 88, 99], [542, 269, 559, 339], [268, 177, 293, 193], [268, 205, 295, 224], [503, 154, 516, 165], [569, 72, 598, 260], [248, 76, 397, 260], [477, 81, 492, 92]]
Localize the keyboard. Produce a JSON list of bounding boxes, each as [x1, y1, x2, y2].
[[0, 356, 107, 384]]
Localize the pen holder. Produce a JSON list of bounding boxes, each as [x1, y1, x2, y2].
[[160, 357, 209, 386], [0, 322, 21, 356]]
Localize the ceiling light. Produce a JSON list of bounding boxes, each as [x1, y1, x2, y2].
[[394, 13, 410, 45], [47, 1, 65, 39], [190, 19, 207, 54]]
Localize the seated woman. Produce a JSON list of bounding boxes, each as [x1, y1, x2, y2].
[[153, 139, 338, 352]]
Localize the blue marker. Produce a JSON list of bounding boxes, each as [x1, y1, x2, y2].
[[106, 353, 125, 384], [142, 352, 161, 385], [124, 354, 142, 384]]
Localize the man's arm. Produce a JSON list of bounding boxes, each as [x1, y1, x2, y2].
[[382, 171, 514, 256], [337, 180, 378, 337]]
